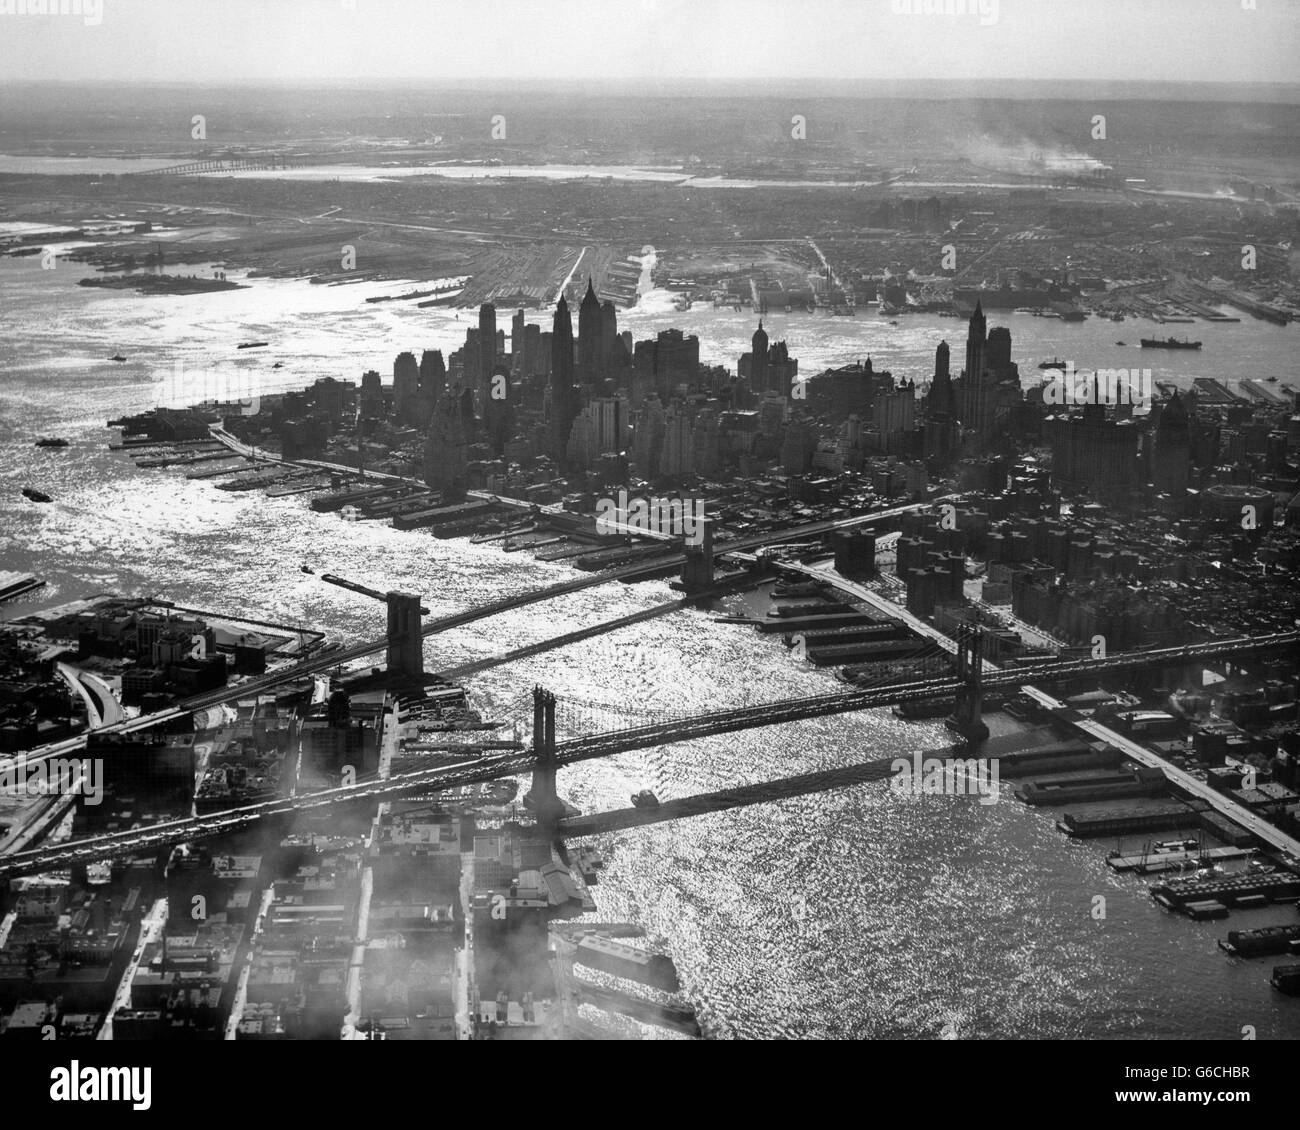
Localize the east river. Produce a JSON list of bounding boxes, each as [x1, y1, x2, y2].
[[1, 251, 1297, 1038]]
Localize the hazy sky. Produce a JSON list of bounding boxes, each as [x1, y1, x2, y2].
[[0, 0, 1296, 86]]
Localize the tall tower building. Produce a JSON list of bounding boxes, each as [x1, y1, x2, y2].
[[360, 369, 384, 419], [600, 300, 619, 369], [511, 309, 526, 375], [659, 403, 694, 477], [985, 325, 1012, 375], [632, 397, 665, 478], [424, 390, 467, 499], [591, 396, 628, 454], [959, 303, 993, 437], [578, 277, 602, 373], [549, 295, 578, 462], [1152, 392, 1192, 495], [393, 351, 419, 424], [419, 349, 446, 399], [751, 321, 770, 394], [478, 303, 497, 396], [963, 301, 986, 388], [930, 340, 952, 416]]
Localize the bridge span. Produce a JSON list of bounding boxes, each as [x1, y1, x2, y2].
[[0, 631, 1291, 879]]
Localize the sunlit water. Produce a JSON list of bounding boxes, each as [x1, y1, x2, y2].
[[1, 256, 1297, 1038]]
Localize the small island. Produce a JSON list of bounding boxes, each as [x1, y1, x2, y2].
[[78, 274, 248, 295]]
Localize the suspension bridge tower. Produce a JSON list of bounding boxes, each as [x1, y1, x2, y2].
[[946, 625, 990, 742], [679, 515, 715, 592], [524, 686, 578, 832], [385, 591, 424, 680]]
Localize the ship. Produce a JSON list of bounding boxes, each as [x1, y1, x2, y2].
[[108, 353, 127, 362], [1140, 337, 1202, 350], [300, 564, 315, 574], [1038, 357, 1067, 370], [237, 341, 269, 349], [1154, 838, 1198, 854], [22, 487, 52, 503], [34, 437, 69, 448]]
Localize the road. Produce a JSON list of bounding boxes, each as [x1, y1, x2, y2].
[[787, 561, 1300, 859], [1021, 685, 1300, 860], [777, 560, 999, 674]]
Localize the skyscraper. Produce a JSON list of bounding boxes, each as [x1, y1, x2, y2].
[[600, 300, 619, 369], [478, 303, 497, 396], [1152, 391, 1192, 495], [929, 340, 952, 416], [549, 295, 578, 462], [986, 326, 1015, 377], [959, 303, 997, 438], [659, 403, 694, 477], [424, 389, 467, 500], [392, 351, 419, 423], [511, 309, 526, 375], [963, 301, 986, 388], [420, 349, 446, 399], [750, 321, 769, 393], [360, 369, 384, 419], [578, 277, 602, 373], [590, 396, 629, 454]]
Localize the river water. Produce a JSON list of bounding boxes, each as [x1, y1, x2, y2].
[[1, 253, 1297, 1039]]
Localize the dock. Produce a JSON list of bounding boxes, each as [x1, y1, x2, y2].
[[572, 980, 700, 1037], [1106, 845, 1254, 872], [0, 572, 45, 604]]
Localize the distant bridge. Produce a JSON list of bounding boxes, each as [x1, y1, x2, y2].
[[131, 157, 297, 177]]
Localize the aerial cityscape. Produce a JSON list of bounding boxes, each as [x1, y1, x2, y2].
[[1, 0, 1299, 1060]]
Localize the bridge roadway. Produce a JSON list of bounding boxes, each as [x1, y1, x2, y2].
[[774, 560, 1000, 674], [1, 632, 1292, 879], [1020, 686, 1300, 861]]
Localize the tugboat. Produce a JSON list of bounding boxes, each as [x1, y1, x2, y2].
[[1038, 357, 1067, 370], [108, 353, 127, 362], [631, 789, 660, 809], [21, 487, 52, 503], [34, 437, 69, 448]]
